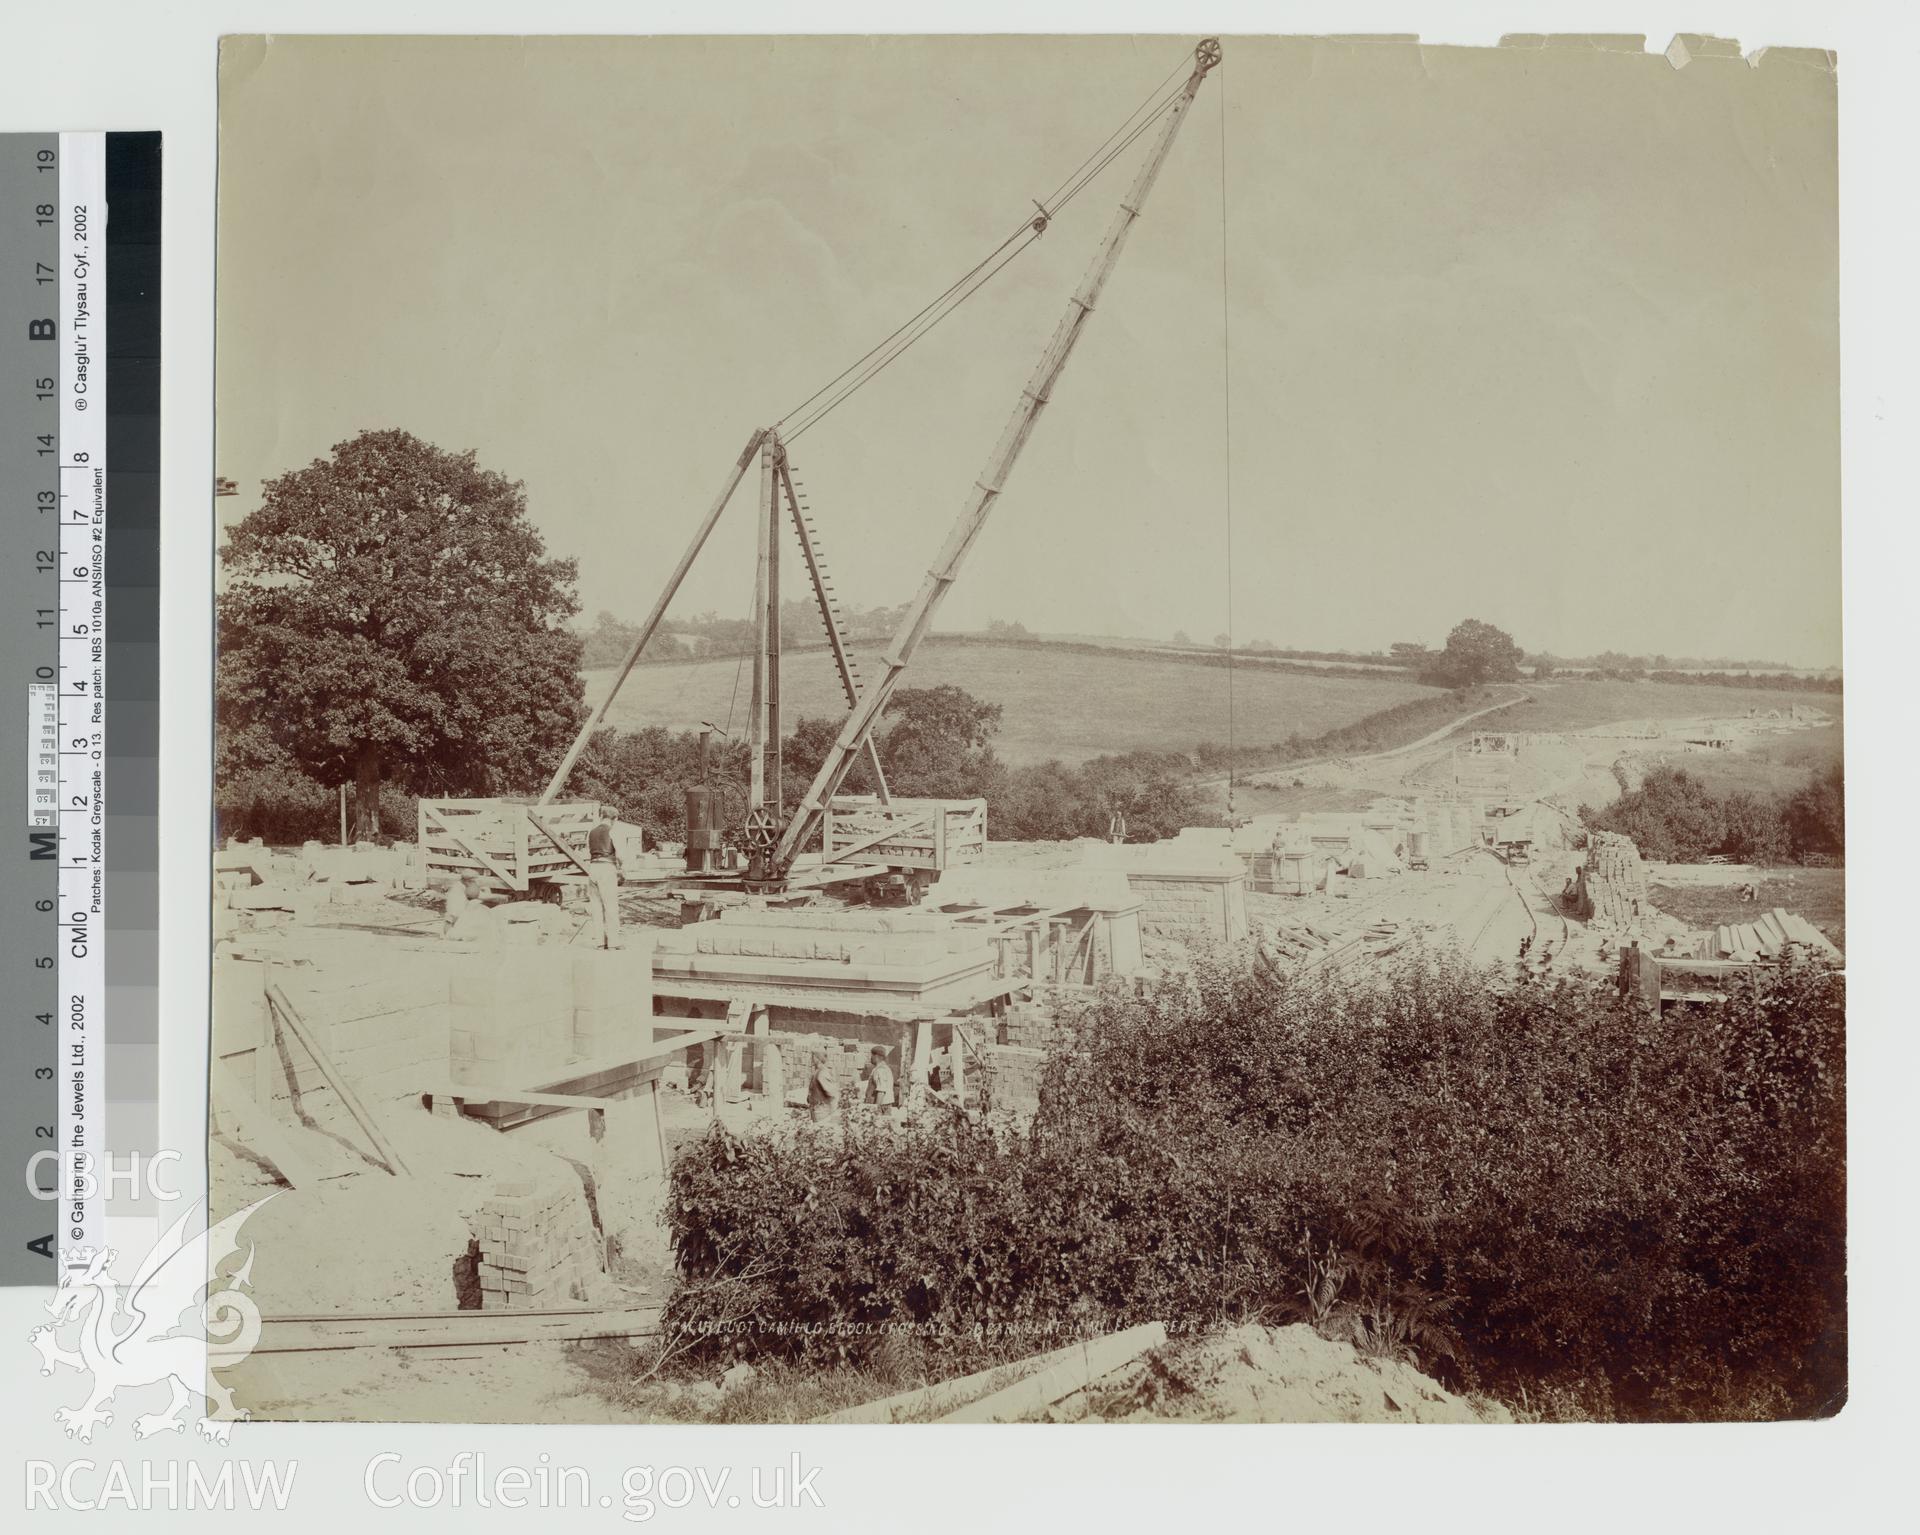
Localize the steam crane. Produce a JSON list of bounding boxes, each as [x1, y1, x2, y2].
[[512, 39, 1224, 896]]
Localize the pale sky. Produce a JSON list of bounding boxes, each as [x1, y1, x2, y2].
[[217, 34, 1840, 666]]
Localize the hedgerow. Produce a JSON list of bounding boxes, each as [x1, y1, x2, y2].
[[663, 950, 1844, 1421]]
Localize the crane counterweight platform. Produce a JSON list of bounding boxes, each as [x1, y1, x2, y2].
[[495, 38, 1224, 897]]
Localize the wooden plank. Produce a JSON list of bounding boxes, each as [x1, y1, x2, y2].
[[421, 801, 523, 892], [649, 1078, 668, 1175], [938, 1324, 1167, 1423], [254, 961, 280, 1105], [526, 809, 595, 880], [822, 1332, 1105, 1423], [826, 808, 937, 867], [778, 860, 893, 892], [256, 1303, 662, 1355], [425, 1083, 625, 1112], [266, 983, 412, 1177]]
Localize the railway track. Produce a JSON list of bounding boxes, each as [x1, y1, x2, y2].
[[1500, 859, 1571, 969], [255, 1302, 662, 1357]]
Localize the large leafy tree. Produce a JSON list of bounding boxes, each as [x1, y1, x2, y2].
[[877, 685, 1006, 800], [217, 429, 585, 839], [1430, 618, 1525, 688], [1784, 760, 1845, 862]]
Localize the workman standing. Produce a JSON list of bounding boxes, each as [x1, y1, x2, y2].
[[587, 811, 622, 948], [864, 1047, 896, 1107]]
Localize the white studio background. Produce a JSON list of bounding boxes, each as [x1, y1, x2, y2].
[[3, 3, 1914, 1532]]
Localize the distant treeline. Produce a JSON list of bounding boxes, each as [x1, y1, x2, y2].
[[922, 632, 1431, 685], [573, 684, 1209, 848], [1548, 667, 1843, 694], [578, 602, 909, 669], [582, 611, 1845, 696], [577, 622, 1440, 687], [1529, 648, 1834, 674]]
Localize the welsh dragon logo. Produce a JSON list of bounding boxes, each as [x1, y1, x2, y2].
[[29, 1196, 275, 1445]]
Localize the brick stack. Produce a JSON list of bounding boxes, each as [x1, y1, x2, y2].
[[477, 1179, 600, 1310], [1576, 832, 1650, 928], [998, 1001, 1061, 1050]]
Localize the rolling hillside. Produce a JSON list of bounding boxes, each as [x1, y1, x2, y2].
[[583, 638, 1437, 766]]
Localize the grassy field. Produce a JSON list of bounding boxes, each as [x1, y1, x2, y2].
[[1642, 723, 1843, 801], [1493, 680, 1841, 736], [1644, 869, 1847, 954], [585, 639, 1435, 766]]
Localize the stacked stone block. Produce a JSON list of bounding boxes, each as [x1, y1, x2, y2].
[[1128, 873, 1250, 943], [477, 1179, 601, 1310], [976, 1044, 1048, 1118], [571, 944, 654, 1062], [448, 949, 575, 1086], [1576, 831, 1650, 928]]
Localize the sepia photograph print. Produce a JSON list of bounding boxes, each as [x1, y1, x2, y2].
[[210, 32, 1843, 1425]]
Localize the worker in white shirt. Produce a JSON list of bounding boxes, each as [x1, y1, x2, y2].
[[586, 813, 623, 949]]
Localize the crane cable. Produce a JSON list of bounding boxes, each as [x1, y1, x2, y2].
[[782, 79, 1192, 441], [776, 49, 1200, 443], [1218, 55, 1237, 822]]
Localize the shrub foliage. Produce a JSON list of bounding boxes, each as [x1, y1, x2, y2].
[[1582, 761, 1843, 865], [665, 952, 1845, 1421]]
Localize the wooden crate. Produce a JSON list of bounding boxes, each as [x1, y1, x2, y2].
[[418, 798, 602, 893], [822, 796, 986, 872]]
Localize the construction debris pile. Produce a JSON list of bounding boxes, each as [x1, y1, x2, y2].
[[1048, 1323, 1512, 1425], [1257, 916, 1420, 972]]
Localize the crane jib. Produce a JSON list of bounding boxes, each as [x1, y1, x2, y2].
[[770, 39, 1222, 875]]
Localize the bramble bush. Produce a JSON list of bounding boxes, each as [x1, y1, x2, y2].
[[664, 950, 1844, 1421]]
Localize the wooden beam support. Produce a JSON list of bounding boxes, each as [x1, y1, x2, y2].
[[265, 983, 411, 1177], [211, 1064, 318, 1188], [540, 427, 766, 804], [767, 437, 784, 816], [424, 1083, 629, 1112]]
